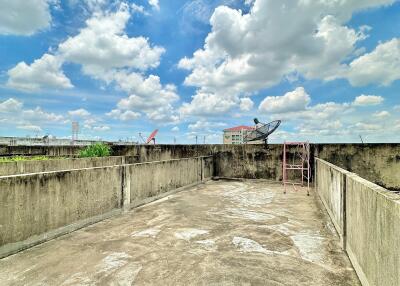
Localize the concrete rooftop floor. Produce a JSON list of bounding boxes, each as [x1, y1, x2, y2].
[[0, 180, 360, 286]]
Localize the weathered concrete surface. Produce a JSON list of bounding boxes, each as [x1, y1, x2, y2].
[[314, 143, 400, 191], [0, 166, 123, 258], [0, 157, 212, 258], [127, 157, 212, 207], [346, 175, 400, 286], [0, 181, 359, 285], [315, 158, 350, 247], [0, 156, 138, 176], [3, 143, 398, 190]]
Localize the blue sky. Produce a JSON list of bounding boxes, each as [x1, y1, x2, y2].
[[0, 0, 399, 143]]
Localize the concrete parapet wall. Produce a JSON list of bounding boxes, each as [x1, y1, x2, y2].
[[316, 158, 400, 286], [1, 143, 399, 190], [0, 156, 139, 176], [314, 143, 400, 191], [127, 157, 203, 207], [0, 156, 212, 258], [214, 145, 283, 180], [0, 166, 123, 258], [345, 175, 400, 286], [315, 158, 349, 247]]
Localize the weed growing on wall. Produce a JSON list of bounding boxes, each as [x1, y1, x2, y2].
[[0, 156, 57, 163], [79, 143, 111, 158]]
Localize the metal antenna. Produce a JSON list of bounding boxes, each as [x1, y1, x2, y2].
[[72, 121, 79, 143], [138, 132, 146, 143]]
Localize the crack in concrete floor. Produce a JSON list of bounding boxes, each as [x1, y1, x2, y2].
[[0, 180, 360, 286]]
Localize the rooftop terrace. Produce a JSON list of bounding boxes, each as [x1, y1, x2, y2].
[[0, 144, 398, 285], [0, 180, 359, 285]]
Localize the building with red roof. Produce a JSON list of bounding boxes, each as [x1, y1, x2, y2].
[[223, 125, 257, 144]]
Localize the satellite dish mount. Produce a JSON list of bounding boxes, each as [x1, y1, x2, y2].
[[243, 118, 281, 145]]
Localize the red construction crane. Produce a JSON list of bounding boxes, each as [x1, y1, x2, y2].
[[146, 129, 158, 144]]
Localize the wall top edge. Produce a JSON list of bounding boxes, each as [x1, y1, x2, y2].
[[315, 157, 352, 174], [0, 156, 213, 179]]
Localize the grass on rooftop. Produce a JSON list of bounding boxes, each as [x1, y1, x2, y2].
[[0, 156, 65, 163]]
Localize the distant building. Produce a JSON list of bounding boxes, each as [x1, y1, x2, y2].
[[223, 125, 255, 144]]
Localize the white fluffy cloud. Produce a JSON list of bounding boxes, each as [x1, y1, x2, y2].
[[239, 97, 254, 112], [257, 87, 400, 142], [0, 98, 23, 112], [178, 0, 396, 116], [57, 4, 179, 124], [259, 87, 310, 114], [148, 0, 160, 10], [354, 122, 380, 131], [373, 110, 390, 118], [180, 91, 238, 116], [17, 124, 43, 132], [92, 125, 110, 131], [347, 38, 400, 86], [178, 0, 385, 91], [6, 3, 180, 124], [0, 98, 66, 134], [353, 94, 384, 106], [112, 72, 179, 123], [0, 0, 52, 35], [188, 120, 226, 131], [68, 108, 91, 117], [106, 109, 140, 121], [22, 107, 64, 122], [7, 54, 73, 92], [58, 4, 164, 77]]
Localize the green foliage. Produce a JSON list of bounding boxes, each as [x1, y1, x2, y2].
[[0, 156, 55, 163], [79, 143, 111, 158]]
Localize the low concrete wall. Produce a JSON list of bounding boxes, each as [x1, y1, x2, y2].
[[214, 145, 282, 180], [0, 156, 138, 176], [0, 145, 83, 157], [315, 158, 349, 247], [345, 175, 400, 286], [314, 143, 400, 191], [316, 158, 400, 286], [127, 158, 202, 207], [0, 166, 123, 258], [2, 143, 399, 190], [0, 156, 212, 258]]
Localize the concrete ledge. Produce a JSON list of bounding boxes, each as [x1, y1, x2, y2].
[[315, 158, 349, 248], [0, 156, 214, 258], [315, 157, 400, 286], [0, 156, 141, 176], [345, 174, 400, 286]]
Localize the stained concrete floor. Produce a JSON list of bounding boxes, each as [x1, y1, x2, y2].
[[0, 180, 360, 286]]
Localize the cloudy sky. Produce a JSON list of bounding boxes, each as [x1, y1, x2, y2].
[[0, 0, 399, 143]]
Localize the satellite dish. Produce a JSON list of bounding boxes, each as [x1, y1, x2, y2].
[[146, 129, 158, 144], [244, 118, 281, 144]]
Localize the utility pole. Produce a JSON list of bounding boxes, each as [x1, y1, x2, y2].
[[203, 136, 206, 144], [195, 135, 198, 144]]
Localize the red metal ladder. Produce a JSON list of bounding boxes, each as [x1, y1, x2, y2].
[[282, 141, 310, 195]]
